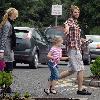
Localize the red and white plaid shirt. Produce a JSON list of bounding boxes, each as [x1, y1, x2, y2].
[[64, 18, 81, 50]]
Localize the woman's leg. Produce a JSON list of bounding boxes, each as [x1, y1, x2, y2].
[[4, 62, 13, 72], [4, 62, 13, 93]]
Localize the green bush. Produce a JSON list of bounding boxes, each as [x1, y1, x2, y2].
[[0, 71, 13, 87], [90, 57, 100, 76]]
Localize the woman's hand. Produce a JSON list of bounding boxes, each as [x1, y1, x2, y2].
[[0, 52, 4, 59]]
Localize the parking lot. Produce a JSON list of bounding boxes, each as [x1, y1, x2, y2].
[[11, 62, 100, 100]]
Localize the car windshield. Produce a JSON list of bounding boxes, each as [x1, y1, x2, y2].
[[15, 29, 29, 38], [45, 28, 64, 39], [86, 35, 100, 42]]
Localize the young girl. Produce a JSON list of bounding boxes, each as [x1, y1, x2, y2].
[[44, 36, 69, 95]]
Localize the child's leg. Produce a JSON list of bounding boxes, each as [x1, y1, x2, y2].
[[50, 80, 57, 94]]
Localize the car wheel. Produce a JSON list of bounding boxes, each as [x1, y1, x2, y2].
[[41, 63, 47, 65], [83, 54, 91, 65], [29, 52, 39, 69]]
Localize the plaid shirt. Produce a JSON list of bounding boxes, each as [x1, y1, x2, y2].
[[64, 18, 81, 50]]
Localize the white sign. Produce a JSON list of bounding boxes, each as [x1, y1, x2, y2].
[[51, 5, 62, 15]]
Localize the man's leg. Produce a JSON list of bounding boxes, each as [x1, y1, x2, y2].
[[77, 70, 83, 91], [59, 70, 74, 79]]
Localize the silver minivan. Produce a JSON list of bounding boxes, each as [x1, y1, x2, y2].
[[82, 35, 100, 65]]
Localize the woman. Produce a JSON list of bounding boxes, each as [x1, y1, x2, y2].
[[0, 7, 18, 93]]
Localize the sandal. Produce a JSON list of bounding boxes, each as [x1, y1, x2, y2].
[[50, 89, 57, 94], [44, 89, 50, 95]]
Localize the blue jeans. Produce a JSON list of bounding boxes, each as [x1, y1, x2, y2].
[[48, 61, 59, 81]]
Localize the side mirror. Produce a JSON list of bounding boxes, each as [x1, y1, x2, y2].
[[47, 37, 53, 42]]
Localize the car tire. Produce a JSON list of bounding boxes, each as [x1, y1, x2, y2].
[[29, 52, 39, 69], [41, 63, 47, 65], [83, 54, 91, 65]]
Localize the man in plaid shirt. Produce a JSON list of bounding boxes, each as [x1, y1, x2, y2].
[[60, 5, 92, 95]]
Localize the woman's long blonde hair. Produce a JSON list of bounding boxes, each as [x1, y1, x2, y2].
[[0, 7, 18, 28]]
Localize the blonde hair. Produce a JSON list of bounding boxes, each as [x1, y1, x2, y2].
[[70, 5, 80, 15], [0, 8, 18, 28], [52, 36, 63, 45]]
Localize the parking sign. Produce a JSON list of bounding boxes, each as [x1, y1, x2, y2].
[[51, 5, 62, 15]]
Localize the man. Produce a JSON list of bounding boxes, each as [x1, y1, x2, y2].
[[60, 5, 91, 95]]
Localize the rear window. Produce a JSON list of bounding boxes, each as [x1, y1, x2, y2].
[[15, 29, 29, 38], [86, 35, 100, 42], [45, 28, 64, 39]]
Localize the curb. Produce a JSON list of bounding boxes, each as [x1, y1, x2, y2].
[[83, 78, 100, 87]]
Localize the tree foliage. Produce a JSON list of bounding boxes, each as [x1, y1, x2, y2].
[[0, 0, 100, 34]]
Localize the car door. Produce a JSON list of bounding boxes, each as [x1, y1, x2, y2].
[[33, 29, 48, 63]]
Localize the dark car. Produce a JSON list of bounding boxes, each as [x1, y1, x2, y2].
[[44, 26, 68, 60], [14, 27, 49, 68]]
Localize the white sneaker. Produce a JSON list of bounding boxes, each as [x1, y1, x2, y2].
[[50, 89, 57, 94]]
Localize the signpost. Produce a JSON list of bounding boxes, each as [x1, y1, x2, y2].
[[51, 5, 62, 26]]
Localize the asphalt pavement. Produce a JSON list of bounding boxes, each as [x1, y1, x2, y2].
[[11, 62, 100, 100]]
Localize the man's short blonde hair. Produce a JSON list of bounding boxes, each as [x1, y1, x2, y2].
[[70, 5, 80, 15]]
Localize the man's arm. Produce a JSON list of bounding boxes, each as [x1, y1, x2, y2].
[[64, 23, 69, 35]]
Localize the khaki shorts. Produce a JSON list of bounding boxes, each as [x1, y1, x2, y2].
[[67, 49, 84, 72]]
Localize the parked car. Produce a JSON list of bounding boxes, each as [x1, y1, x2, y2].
[[44, 26, 68, 60], [14, 27, 49, 68], [82, 35, 100, 65]]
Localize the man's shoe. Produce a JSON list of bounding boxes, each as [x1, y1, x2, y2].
[[77, 89, 92, 95]]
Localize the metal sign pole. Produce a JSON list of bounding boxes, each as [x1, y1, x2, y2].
[[55, 15, 58, 27]]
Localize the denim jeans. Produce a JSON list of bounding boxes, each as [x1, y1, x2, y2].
[[48, 61, 59, 81]]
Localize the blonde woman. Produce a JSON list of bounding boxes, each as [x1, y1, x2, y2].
[[0, 8, 18, 93]]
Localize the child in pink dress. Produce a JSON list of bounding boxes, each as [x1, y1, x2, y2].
[[44, 36, 69, 95]]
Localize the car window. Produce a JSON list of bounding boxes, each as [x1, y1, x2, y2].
[[15, 29, 29, 38], [33, 30, 42, 41], [86, 35, 100, 42], [45, 28, 64, 39]]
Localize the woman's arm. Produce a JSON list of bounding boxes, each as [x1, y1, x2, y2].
[[0, 24, 10, 51]]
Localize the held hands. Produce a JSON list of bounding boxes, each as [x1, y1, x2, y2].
[[61, 56, 70, 60]]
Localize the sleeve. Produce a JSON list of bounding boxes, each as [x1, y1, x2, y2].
[[64, 18, 74, 27], [0, 24, 10, 51], [49, 47, 54, 54]]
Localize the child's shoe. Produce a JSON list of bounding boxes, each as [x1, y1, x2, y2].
[[50, 89, 57, 94], [44, 89, 50, 95]]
